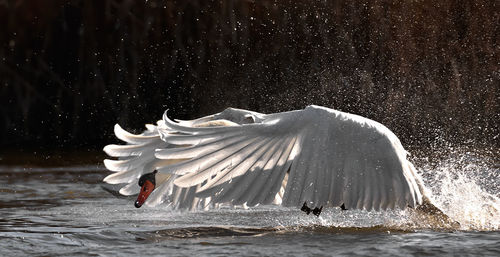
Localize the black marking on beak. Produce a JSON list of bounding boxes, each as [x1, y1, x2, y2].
[[138, 170, 158, 187]]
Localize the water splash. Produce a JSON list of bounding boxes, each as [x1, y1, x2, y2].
[[266, 147, 500, 232], [415, 148, 500, 231]]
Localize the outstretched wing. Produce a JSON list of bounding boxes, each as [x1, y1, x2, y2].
[[156, 105, 423, 210], [102, 108, 270, 209]]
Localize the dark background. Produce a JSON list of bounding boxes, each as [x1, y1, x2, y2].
[[0, 0, 498, 152]]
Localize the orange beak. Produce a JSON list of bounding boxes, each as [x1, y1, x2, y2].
[[134, 180, 155, 208]]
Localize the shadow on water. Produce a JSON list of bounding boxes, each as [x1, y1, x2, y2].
[[131, 225, 414, 241]]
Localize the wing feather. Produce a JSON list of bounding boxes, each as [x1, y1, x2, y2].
[[119, 181, 140, 195], [103, 105, 424, 211], [104, 141, 163, 157], [154, 133, 244, 159], [217, 138, 282, 205], [206, 137, 277, 202], [261, 137, 297, 205], [282, 132, 310, 206], [245, 138, 290, 206], [114, 124, 160, 144], [171, 136, 267, 185], [159, 136, 260, 176]]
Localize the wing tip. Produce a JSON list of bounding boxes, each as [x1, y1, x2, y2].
[[103, 159, 114, 171], [103, 145, 115, 156], [103, 172, 120, 184], [103, 158, 130, 172], [114, 123, 133, 143]]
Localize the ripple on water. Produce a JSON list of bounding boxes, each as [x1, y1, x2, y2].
[[0, 149, 499, 256]]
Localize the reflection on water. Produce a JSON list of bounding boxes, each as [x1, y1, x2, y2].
[[0, 149, 499, 256]]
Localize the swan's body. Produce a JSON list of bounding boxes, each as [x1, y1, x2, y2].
[[103, 105, 429, 211]]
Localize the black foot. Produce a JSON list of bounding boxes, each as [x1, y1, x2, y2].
[[301, 202, 323, 216], [340, 203, 348, 211], [301, 202, 312, 215], [312, 206, 323, 216]]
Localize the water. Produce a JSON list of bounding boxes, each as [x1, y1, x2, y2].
[[1, 149, 499, 256]]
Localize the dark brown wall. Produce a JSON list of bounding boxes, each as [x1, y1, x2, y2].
[[0, 0, 498, 149]]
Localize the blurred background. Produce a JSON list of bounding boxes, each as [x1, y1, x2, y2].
[[0, 0, 498, 152]]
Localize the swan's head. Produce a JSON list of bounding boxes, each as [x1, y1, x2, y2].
[[135, 170, 158, 208]]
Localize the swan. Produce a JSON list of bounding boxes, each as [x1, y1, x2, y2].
[[102, 105, 450, 219]]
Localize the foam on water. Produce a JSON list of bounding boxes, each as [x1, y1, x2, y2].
[[414, 148, 500, 231]]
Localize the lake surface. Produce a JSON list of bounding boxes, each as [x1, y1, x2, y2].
[[1, 148, 499, 256]]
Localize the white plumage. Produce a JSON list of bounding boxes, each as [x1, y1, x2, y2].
[[103, 105, 425, 211]]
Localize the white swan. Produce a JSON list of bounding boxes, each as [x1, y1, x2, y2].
[[103, 105, 437, 213]]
